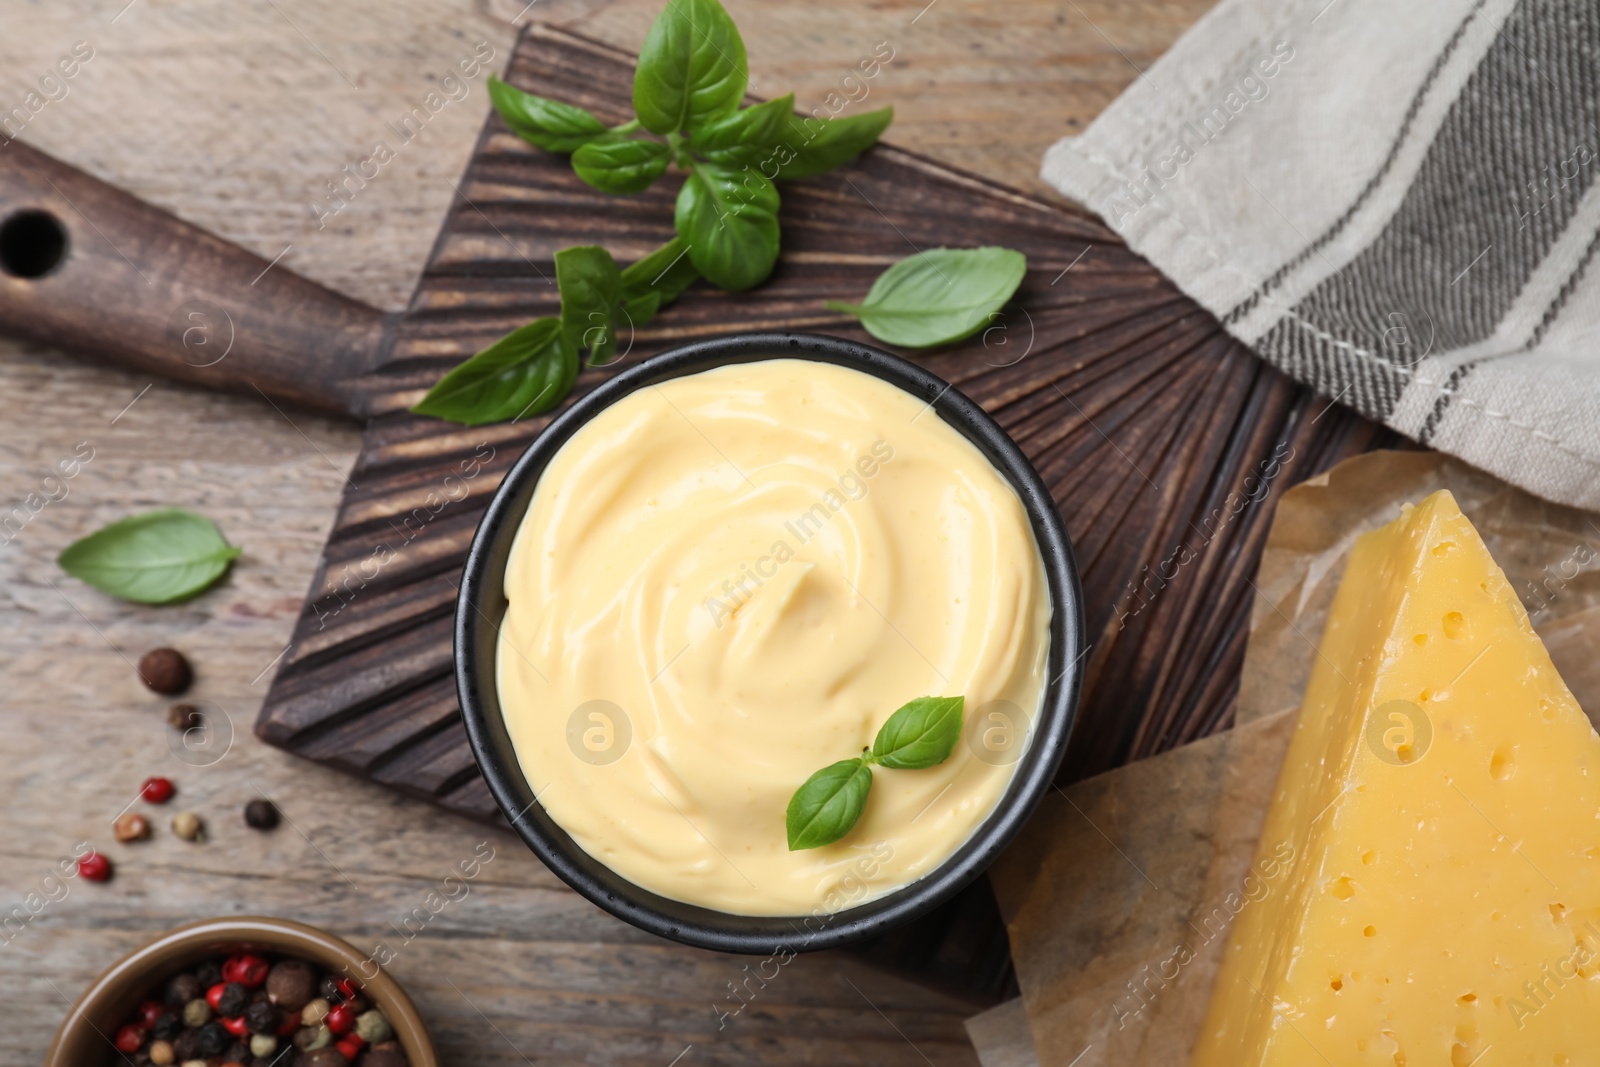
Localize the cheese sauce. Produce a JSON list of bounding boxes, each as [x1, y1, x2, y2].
[[497, 359, 1050, 915]]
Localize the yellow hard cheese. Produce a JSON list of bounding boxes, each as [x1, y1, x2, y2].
[[1193, 490, 1600, 1066]]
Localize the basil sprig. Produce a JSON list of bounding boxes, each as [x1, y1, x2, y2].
[[58, 508, 241, 604], [785, 696, 964, 851], [826, 247, 1028, 348], [414, 0, 893, 426]]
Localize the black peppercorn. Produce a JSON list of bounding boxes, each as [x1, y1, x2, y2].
[[319, 975, 341, 1002], [222, 1040, 250, 1062], [166, 702, 202, 730], [245, 999, 279, 1035], [216, 981, 248, 1016], [194, 1021, 228, 1057], [171, 1030, 202, 1061], [195, 961, 223, 988], [137, 648, 192, 695], [151, 1013, 182, 1040], [244, 799, 281, 830], [164, 972, 201, 1007]]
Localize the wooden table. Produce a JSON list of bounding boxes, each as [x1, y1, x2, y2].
[[0, 0, 1215, 1061]]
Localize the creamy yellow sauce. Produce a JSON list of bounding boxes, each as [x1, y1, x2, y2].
[[497, 358, 1050, 916]]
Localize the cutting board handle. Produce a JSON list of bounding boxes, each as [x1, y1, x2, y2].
[[0, 140, 389, 418]]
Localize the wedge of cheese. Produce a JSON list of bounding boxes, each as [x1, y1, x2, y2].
[[1192, 490, 1600, 1066]]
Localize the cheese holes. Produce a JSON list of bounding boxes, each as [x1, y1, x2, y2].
[[1443, 611, 1468, 640], [1489, 745, 1517, 781]]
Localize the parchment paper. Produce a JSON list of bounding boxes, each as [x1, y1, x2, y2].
[[973, 450, 1600, 1066]]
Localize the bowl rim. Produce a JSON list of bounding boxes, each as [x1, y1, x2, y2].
[[456, 331, 1084, 954], [45, 914, 437, 1066]]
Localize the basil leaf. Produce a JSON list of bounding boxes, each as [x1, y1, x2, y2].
[[675, 162, 780, 291], [786, 757, 873, 851], [619, 236, 700, 320], [488, 76, 613, 152], [825, 247, 1027, 348], [870, 696, 965, 770], [58, 508, 241, 605], [556, 245, 623, 364], [572, 139, 672, 195], [774, 107, 893, 180], [411, 318, 577, 426], [619, 289, 661, 331], [633, 0, 747, 136], [690, 94, 794, 163]]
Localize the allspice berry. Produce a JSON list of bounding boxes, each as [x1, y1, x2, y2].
[[113, 812, 151, 843], [171, 811, 204, 842], [166, 703, 202, 730], [244, 798, 280, 831], [266, 959, 317, 1012], [138, 648, 192, 695], [362, 1044, 408, 1067]]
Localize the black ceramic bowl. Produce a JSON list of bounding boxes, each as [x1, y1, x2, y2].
[[456, 331, 1084, 954]]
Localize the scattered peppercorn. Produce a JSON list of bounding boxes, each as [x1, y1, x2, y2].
[[166, 702, 202, 730], [113, 812, 152, 843], [147, 1038, 175, 1065], [171, 811, 205, 842], [77, 851, 112, 882], [243, 798, 280, 831], [137, 648, 192, 695], [141, 776, 176, 803], [195, 961, 223, 988], [249, 1032, 278, 1058]]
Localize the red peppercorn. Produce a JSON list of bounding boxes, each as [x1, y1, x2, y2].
[[206, 982, 227, 1011], [335, 976, 361, 1001], [222, 1014, 250, 1037], [324, 1001, 355, 1035], [136, 999, 166, 1027], [114, 1024, 143, 1053], [140, 777, 175, 803], [77, 852, 112, 882], [277, 1013, 301, 1037], [222, 953, 270, 988], [335, 1033, 365, 1060]]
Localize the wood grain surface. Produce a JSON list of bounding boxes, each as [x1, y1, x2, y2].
[[0, 0, 1228, 1063]]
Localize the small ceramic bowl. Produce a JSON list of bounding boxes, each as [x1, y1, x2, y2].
[[47, 916, 436, 1067], [456, 331, 1085, 954]]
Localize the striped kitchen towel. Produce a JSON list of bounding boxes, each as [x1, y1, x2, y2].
[[1043, 0, 1600, 509]]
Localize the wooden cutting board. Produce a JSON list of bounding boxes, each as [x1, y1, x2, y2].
[[0, 22, 1399, 997], [251, 22, 1398, 799]]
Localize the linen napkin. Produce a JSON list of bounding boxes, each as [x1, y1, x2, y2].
[[1041, 0, 1600, 509]]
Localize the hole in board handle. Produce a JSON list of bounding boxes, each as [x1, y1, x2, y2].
[[0, 209, 68, 278]]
